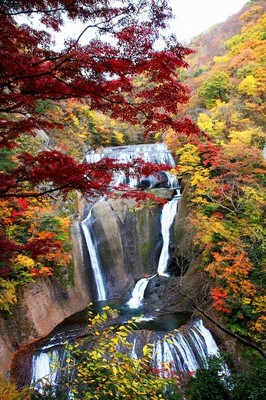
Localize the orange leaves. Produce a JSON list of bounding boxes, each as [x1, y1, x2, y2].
[[206, 242, 256, 312], [30, 266, 53, 277], [210, 287, 232, 314], [0, 193, 73, 294]]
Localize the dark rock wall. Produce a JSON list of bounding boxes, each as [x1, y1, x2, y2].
[[89, 192, 172, 299]]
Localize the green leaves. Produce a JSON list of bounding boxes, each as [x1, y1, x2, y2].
[[63, 307, 181, 399]]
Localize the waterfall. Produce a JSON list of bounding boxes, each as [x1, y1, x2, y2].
[[131, 338, 138, 360], [152, 319, 219, 377], [86, 143, 175, 166], [126, 190, 180, 308], [29, 319, 220, 391], [25, 143, 223, 395], [31, 350, 58, 392], [81, 208, 107, 301], [190, 319, 219, 359], [126, 276, 157, 309], [157, 194, 179, 276], [85, 143, 177, 190]]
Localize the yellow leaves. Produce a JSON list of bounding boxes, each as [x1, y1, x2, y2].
[[213, 53, 231, 65], [176, 143, 200, 177], [197, 113, 213, 133], [57, 216, 71, 232], [190, 166, 210, 187], [192, 213, 230, 248], [13, 254, 35, 269], [0, 377, 32, 400], [113, 130, 125, 144], [238, 75, 258, 96], [249, 314, 266, 346], [242, 297, 251, 305], [0, 278, 17, 312], [251, 296, 266, 314], [69, 113, 79, 127], [229, 129, 253, 145], [242, 186, 265, 207], [240, 5, 265, 23]]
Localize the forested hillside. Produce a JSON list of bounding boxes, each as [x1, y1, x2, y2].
[[165, 0, 266, 349]]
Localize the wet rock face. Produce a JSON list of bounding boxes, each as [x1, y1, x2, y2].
[[88, 194, 168, 299], [82, 188, 176, 300]]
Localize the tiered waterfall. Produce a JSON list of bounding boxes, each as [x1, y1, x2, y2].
[[27, 143, 220, 392]]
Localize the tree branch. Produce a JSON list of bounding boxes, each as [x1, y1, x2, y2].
[[179, 290, 266, 360]]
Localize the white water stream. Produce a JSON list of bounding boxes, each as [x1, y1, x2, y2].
[[152, 319, 220, 377], [126, 277, 151, 309], [31, 350, 58, 392], [81, 208, 107, 301], [127, 190, 181, 308], [30, 318, 220, 389], [157, 193, 179, 276]]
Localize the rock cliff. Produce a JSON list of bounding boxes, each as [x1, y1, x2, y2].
[[0, 188, 208, 378], [88, 190, 174, 299], [0, 221, 92, 378]]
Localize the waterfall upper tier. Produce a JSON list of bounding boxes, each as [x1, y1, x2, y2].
[[86, 143, 178, 189], [86, 143, 175, 166]]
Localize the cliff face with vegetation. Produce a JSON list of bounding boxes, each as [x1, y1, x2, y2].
[[0, 221, 92, 377], [90, 191, 172, 298], [0, 189, 213, 378]]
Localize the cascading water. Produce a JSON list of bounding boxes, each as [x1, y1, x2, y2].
[[25, 143, 222, 394], [81, 208, 107, 301], [157, 193, 180, 276], [86, 143, 177, 189], [126, 277, 151, 309], [28, 318, 220, 390], [151, 318, 220, 377], [190, 318, 219, 360], [31, 350, 58, 391], [126, 189, 181, 308], [86, 143, 175, 166]]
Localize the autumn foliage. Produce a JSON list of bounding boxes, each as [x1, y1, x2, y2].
[[0, 0, 201, 312], [165, 1, 266, 348], [0, 0, 198, 148]]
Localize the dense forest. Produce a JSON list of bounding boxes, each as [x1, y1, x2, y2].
[[0, 0, 265, 398], [165, 0, 266, 349]]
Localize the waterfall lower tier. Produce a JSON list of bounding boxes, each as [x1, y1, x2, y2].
[[28, 317, 220, 394], [152, 319, 219, 377], [81, 209, 107, 301]]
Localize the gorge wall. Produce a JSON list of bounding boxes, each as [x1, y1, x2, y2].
[[0, 221, 92, 378], [0, 142, 214, 380], [88, 189, 174, 299]]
